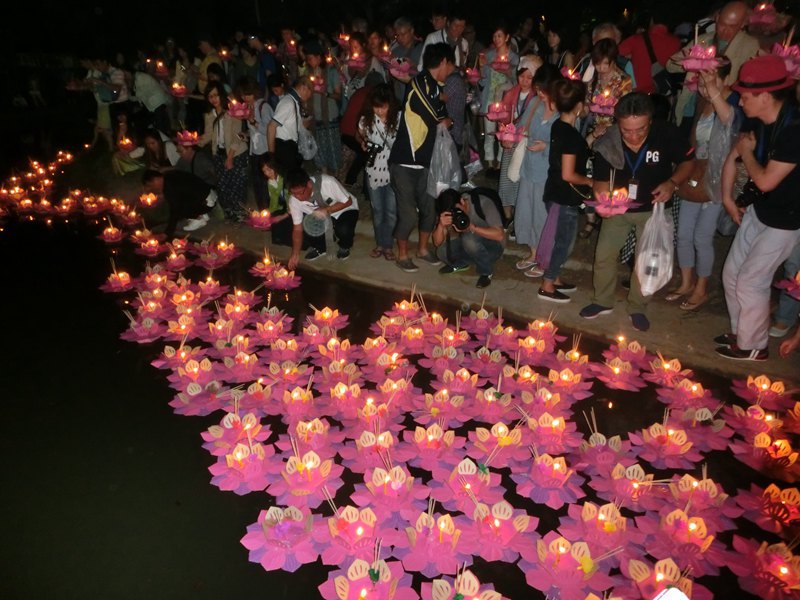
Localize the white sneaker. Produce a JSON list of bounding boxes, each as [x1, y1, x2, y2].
[[183, 214, 209, 231]]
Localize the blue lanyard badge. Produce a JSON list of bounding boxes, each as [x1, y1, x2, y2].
[[624, 144, 648, 178]]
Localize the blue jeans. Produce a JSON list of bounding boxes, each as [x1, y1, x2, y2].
[[435, 232, 503, 276], [368, 184, 397, 250], [676, 199, 722, 277], [775, 241, 800, 327], [544, 204, 579, 281]]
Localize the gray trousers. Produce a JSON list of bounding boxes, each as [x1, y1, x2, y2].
[[722, 207, 800, 350], [390, 164, 436, 241]]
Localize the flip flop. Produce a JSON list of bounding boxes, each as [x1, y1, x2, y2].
[[515, 258, 537, 270], [680, 296, 708, 311], [664, 291, 686, 302], [383, 249, 396, 261], [370, 247, 383, 258]]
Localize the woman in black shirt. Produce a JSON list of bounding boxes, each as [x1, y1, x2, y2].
[[538, 79, 592, 303]]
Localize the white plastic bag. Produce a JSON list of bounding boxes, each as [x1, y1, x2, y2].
[[635, 202, 674, 296], [507, 137, 527, 183], [426, 124, 462, 197]]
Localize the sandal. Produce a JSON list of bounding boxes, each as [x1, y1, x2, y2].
[[515, 257, 538, 270], [578, 220, 599, 239], [680, 295, 708, 311], [370, 247, 383, 258], [383, 249, 396, 261]]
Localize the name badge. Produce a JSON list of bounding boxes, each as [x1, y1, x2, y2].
[[628, 179, 639, 201]]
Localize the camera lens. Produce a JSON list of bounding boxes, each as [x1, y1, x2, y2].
[[452, 208, 470, 231]]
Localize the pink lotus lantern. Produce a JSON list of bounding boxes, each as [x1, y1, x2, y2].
[[170, 82, 188, 97], [395, 510, 470, 576], [165, 251, 190, 271], [656, 377, 718, 411], [772, 42, 800, 80], [151, 343, 205, 370], [119, 313, 163, 344], [643, 354, 694, 387], [547, 367, 594, 400], [561, 66, 581, 80], [118, 137, 136, 152], [629, 421, 703, 470], [266, 266, 301, 291], [465, 67, 481, 85], [432, 458, 504, 514], [240, 506, 318, 572], [729, 537, 800, 600], [680, 44, 720, 71], [337, 428, 395, 473], [573, 428, 634, 479], [731, 432, 800, 482], [519, 534, 618, 599], [590, 463, 661, 513], [208, 440, 273, 495], [512, 452, 584, 509], [100, 225, 123, 243], [485, 101, 510, 122], [268, 448, 345, 509], [466, 346, 505, 378], [500, 364, 539, 395], [248, 209, 273, 230], [350, 465, 429, 527], [175, 130, 198, 147], [603, 336, 650, 369], [421, 569, 506, 600], [198, 274, 226, 299], [388, 58, 417, 80], [585, 188, 641, 217], [620, 557, 701, 600], [402, 423, 465, 473], [487, 323, 518, 352], [139, 192, 159, 208], [749, 3, 778, 28], [461, 500, 537, 563], [527, 412, 582, 456], [594, 357, 646, 391], [494, 123, 525, 144], [101, 269, 132, 292], [309, 74, 326, 93], [490, 54, 510, 72], [467, 422, 529, 469], [589, 89, 618, 115], [347, 52, 366, 69], [736, 483, 800, 536], [664, 472, 742, 532], [558, 501, 643, 567], [420, 311, 447, 336], [731, 374, 794, 411], [318, 558, 417, 600], [227, 98, 250, 119], [314, 505, 380, 565], [336, 33, 351, 49]]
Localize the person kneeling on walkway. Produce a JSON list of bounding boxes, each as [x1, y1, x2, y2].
[[285, 168, 359, 271], [141, 169, 217, 237], [432, 188, 505, 289]]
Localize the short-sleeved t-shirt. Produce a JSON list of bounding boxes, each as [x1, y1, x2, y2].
[[467, 193, 506, 248], [271, 93, 301, 142], [544, 119, 591, 207], [288, 175, 359, 225], [593, 120, 694, 212], [741, 110, 800, 230]]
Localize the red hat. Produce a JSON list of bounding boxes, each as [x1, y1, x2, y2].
[[732, 55, 795, 93]]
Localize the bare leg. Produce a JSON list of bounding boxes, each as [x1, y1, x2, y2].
[[397, 239, 409, 261], [417, 231, 431, 256]]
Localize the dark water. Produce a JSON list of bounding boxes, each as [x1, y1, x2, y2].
[[0, 218, 774, 599]]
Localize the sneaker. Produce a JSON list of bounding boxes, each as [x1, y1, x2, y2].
[[304, 248, 326, 261], [182, 214, 209, 231], [476, 275, 492, 288], [337, 248, 350, 260], [538, 288, 571, 303], [713, 333, 736, 346], [416, 253, 443, 266], [523, 265, 545, 278], [580, 303, 613, 319], [396, 258, 419, 273], [769, 323, 792, 338], [630, 313, 650, 332], [715, 345, 769, 361], [439, 264, 470, 274], [555, 282, 577, 293]]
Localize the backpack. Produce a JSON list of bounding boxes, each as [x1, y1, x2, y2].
[[468, 187, 509, 229]]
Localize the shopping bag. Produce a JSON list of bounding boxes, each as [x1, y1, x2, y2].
[[426, 124, 462, 197], [635, 202, 674, 296]]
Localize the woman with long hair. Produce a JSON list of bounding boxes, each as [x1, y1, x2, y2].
[[197, 81, 248, 221], [358, 83, 400, 259]]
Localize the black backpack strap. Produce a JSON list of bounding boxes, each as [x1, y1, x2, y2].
[[642, 32, 659, 66]]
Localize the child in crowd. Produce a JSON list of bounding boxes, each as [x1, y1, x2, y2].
[[259, 154, 292, 246]]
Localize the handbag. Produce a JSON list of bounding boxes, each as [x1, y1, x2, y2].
[[507, 97, 541, 183], [676, 159, 709, 203], [294, 99, 318, 160]]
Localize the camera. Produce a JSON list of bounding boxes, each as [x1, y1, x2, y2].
[[451, 207, 470, 231], [736, 179, 764, 208], [365, 142, 382, 168]]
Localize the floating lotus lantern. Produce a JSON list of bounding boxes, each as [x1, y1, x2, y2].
[[487, 322, 518, 352], [585, 188, 641, 217], [472, 384, 514, 423], [351, 464, 428, 527], [100, 224, 123, 243], [101, 268, 132, 292], [527, 412, 581, 456], [461, 500, 537, 563], [732, 374, 793, 411], [558, 501, 641, 566], [589, 89, 618, 116], [519, 534, 618, 599], [395, 509, 469, 576], [433, 458, 503, 514], [402, 423, 464, 473], [643, 353, 694, 387], [731, 432, 800, 482], [500, 363, 539, 395], [151, 343, 205, 370], [318, 557, 416, 600], [665, 471, 741, 532], [421, 568, 506, 600], [240, 506, 318, 572], [590, 463, 660, 512], [547, 367, 594, 400], [729, 537, 800, 600], [629, 419, 702, 470], [620, 557, 700, 600], [119, 312, 163, 344], [467, 346, 505, 379], [198, 274, 226, 299], [168, 380, 226, 416], [603, 336, 650, 369], [417, 389, 467, 427], [512, 452, 584, 509], [468, 422, 527, 469], [314, 505, 379, 565], [676, 405, 732, 452], [266, 266, 301, 291], [736, 483, 800, 536], [208, 440, 272, 495], [485, 101, 510, 122], [594, 357, 645, 391], [269, 448, 344, 509], [724, 404, 779, 440], [139, 192, 159, 208], [137, 236, 166, 257], [247, 210, 273, 231], [338, 428, 395, 473], [420, 311, 447, 336], [656, 377, 718, 411], [434, 368, 480, 396]]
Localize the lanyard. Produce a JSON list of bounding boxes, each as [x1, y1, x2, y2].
[[624, 143, 648, 178]]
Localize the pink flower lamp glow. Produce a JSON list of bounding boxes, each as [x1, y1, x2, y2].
[[585, 188, 641, 217], [201, 411, 271, 456], [401, 423, 465, 473], [558, 502, 644, 568], [398, 510, 470, 576], [593, 358, 646, 392], [619, 557, 705, 600], [432, 458, 504, 514], [460, 500, 538, 564], [318, 557, 417, 600], [732, 374, 795, 411], [643, 354, 694, 387], [736, 483, 800, 536], [208, 441, 273, 495], [730, 432, 800, 482], [268, 448, 345, 509], [313, 505, 381, 565], [590, 463, 661, 513], [589, 89, 618, 116], [629, 421, 703, 470], [240, 506, 318, 572], [485, 101, 510, 122], [680, 44, 720, 71], [351, 465, 429, 528], [421, 568, 506, 600], [729, 537, 800, 600], [512, 452, 585, 510]]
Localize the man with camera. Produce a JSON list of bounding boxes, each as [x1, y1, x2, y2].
[[431, 188, 505, 288], [717, 55, 800, 361]]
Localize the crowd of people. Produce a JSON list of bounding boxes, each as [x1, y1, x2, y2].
[[71, 1, 800, 361]]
